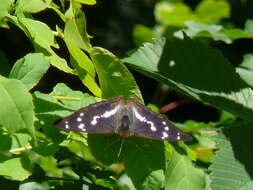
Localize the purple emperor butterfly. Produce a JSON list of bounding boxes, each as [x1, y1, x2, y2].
[[54, 96, 192, 141]]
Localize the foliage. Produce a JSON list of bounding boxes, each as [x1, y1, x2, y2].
[[0, 0, 253, 189]]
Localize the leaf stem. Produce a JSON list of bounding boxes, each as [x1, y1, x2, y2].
[[53, 95, 81, 101], [9, 146, 32, 153]]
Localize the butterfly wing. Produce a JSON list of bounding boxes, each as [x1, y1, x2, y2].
[[54, 97, 124, 134], [128, 99, 192, 141]]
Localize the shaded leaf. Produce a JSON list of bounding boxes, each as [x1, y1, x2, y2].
[[123, 37, 253, 122], [88, 135, 165, 189], [209, 122, 253, 190]]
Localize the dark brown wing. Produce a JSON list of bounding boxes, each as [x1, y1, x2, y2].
[[54, 97, 124, 134], [128, 98, 192, 142]]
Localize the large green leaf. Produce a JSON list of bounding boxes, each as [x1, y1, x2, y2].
[[122, 37, 253, 122], [0, 76, 35, 138], [209, 122, 253, 190], [165, 145, 205, 190], [91, 47, 143, 101], [88, 135, 166, 190], [9, 53, 50, 90]]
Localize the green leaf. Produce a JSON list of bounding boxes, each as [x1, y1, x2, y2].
[[0, 0, 13, 28], [51, 83, 96, 110], [91, 47, 143, 101], [10, 133, 31, 153], [38, 156, 63, 177], [209, 122, 253, 190], [15, 0, 52, 14], [33, 91, 72, 116], [0, 76, 35, 138], [174, 21, 231, 44], [165, 146, 205, 190], [7, 16, 75, 74], [66, 43, 101, 97], [195, 0, 230, 23], [123, 37, 253, 122], [141, 170, 164, 190], [0, 157, 31, 181], [155, 2, 196, 27], [9, 53, 50, 90], [64, 2, 91, 52], [133, 24, 156, 46], [236, 54, 253, 87]]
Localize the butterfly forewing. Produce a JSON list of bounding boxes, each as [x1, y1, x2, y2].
[[54, 97, 124, 134], [128, 98, 192, 141]]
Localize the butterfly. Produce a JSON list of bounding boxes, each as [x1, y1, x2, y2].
[[54, 96, 192, 142]]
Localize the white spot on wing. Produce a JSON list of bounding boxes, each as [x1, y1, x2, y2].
[[65, 124, 69, 129], [134, 108, 159, 132], [91, 116, 100, 125], [90, 105, 120, 125], [161, 132, 168, 139], [77, 117, 82, 122], [133, 108, 146, 122], [102, 106, 119, 118], [165, 126, 169, 131], [78, 123, 86, 131], [162, 121, 166, 125], [150, 125, 157, 131], [80, 112, 84, 117], [176, 132, 181, 140]]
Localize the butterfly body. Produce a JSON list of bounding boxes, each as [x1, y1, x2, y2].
[[54, 96, 192, 142]]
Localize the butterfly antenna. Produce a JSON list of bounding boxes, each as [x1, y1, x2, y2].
[[117, 139, 126, 159], [127, 139, 148, 152]]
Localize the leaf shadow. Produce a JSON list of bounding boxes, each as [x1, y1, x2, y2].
[[222, 121, 253, 179]]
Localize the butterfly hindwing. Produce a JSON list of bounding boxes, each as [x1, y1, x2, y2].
[[128, 98, 192, 141], [54, 97, 124, 134]]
